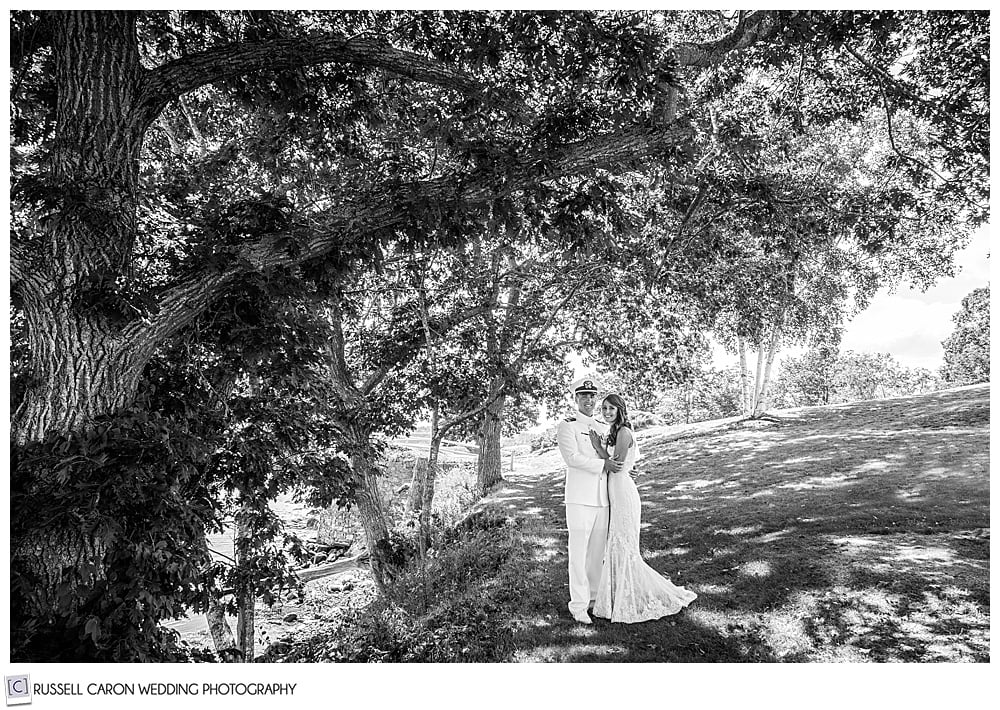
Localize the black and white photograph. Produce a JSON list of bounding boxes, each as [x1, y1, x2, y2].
[[5, 6, 990, 682]]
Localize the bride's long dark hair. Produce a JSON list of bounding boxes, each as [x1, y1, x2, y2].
[[603, 393, 632, 447]]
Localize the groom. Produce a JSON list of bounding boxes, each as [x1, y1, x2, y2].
[[556, 376, 622, 624]]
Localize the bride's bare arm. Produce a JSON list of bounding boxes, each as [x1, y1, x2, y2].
[[613, 427, 634, 469]]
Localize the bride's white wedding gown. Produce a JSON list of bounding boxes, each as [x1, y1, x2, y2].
[[592, 433, 697, 623]]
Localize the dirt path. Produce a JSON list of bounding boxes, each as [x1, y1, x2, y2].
[[486, 385, 990, 662]]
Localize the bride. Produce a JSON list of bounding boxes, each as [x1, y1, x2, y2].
[[587, 393, 697, 623]]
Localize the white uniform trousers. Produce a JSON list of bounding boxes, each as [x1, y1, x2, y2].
[[566, 503, 610, 614]]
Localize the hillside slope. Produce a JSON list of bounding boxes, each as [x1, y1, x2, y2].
[[488, 384, 990, 662]]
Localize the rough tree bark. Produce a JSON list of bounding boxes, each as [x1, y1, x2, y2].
[[206, 599, 239, 662], [351, 452, 395, 594], [13, 11, 145, 445], [11, 11, 147, 622]]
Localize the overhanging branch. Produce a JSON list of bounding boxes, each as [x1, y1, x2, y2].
[[139, 32, 530, 128], [672, 10, 788, 67], [133, 119, 694, 357]]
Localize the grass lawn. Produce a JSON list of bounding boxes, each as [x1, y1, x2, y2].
[[487, 384, 989, 662]]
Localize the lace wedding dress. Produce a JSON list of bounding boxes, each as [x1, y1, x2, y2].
[[592, 433, 697, 623]]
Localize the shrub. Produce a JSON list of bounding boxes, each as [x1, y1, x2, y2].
[[269, 510, 530, 662], [530, 428, 558, 452], [630, 410, 662, 430], [10, 409, 218, 661]]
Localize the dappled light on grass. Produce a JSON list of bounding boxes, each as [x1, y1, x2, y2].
[[778, 473, 855, 491], [851, 460, 891, 474], [749, 528, 793, 544], [671, 477, 725, 491], [718, 524, 763, 536], [516, 643, 628, 661], [708, 546, 737, 559], [641, 546, 691, 560], [738, 560, 772, 578], [895, 486, 925, 500], [832, 536, 880, 550], [499, 385, 988, 662], [889, 544, 955, 564], [765, 605, 814, 659], [532, 548, 562, 563], [566, 625, 599, 639]]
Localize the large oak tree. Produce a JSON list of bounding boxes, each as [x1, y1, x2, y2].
[[9, 10, 987, 657]]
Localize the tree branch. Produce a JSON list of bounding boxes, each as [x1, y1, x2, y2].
[[438, 378, 509, 435], [139, 32, 529, 128], [325, 301, 360, 401], [841, 42, 968, 134], [672, 10, 788, 67], [133, 121, 694, 358]]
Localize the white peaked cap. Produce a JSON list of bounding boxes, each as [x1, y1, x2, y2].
[[569, 376, 602, 396]]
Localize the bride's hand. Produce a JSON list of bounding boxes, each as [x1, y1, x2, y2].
[[587, 429, 606, 457]]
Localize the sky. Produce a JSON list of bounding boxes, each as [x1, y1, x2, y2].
[[836, 225, 991, 370]]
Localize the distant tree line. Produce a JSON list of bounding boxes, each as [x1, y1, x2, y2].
[[596, 285, 988, 425]]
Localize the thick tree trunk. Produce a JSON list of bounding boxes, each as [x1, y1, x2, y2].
[[12, 528, 107, 624], [14, 12, 144, 444], [347, 434, 395, 594], [325, 300, 398, 595], [11, 12, 150, 632], [476, 393, 505, 495]]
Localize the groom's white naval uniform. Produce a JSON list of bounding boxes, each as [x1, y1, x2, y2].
[[557, 377, 611, 621]]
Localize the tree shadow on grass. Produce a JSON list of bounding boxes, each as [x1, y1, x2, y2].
[[493, 385, 990, 662], [510, 533, 783, 662]]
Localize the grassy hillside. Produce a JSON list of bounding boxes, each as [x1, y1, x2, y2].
[[490, 384, 989, 662]]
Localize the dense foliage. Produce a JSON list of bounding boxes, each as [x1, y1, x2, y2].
[[263, 511, 530, 662], [940, 287, 990, 386], [10, 409, 217, 661]]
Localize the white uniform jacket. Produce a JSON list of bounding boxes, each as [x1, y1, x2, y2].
[[556, 413, 610, 507]]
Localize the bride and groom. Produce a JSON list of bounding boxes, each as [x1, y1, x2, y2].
[[556, 376, 697, 624]]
